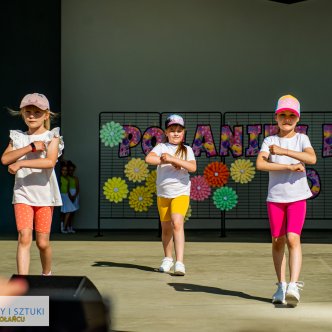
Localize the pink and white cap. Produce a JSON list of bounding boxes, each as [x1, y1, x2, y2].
[[165, 114, 185, 128], [275, 94, 300, 117], [20, 93, 50, 110]]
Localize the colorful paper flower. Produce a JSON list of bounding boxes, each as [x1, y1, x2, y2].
[[145, 170, 157, 194], [100, 121, 125, 147], [129, 186, 153, 212], [103, 177, 129, 203], [124, 158, 149, 183], [203, 162, 229, 187], [230, 159, 255, 184], [184, 205, 192, 222], [190, 176, 211, 201], [213, 186, 238, 211]]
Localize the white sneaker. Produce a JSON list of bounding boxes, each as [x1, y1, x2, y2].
[[272, 282, 287, 304], [286, 281, 304, 307], [174, 261, 186, 276], [61, 228, 68, 234], [159, 257, 174, 272], [68, 227, 76, 234]]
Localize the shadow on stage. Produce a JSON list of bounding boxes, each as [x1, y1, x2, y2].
[[168, 283, 271, 304], [92, 261, 158, 272]]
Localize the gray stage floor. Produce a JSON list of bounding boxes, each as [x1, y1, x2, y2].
[[0, 230, 331, 332]]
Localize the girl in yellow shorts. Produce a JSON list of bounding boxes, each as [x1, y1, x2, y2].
[[145, 114, 196, 275]]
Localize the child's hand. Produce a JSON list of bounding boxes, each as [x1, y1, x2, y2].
[[32, 141, 47, 152], [288, 163, 305, 172], [269, 144, 287, 156], [68, 193, 76, 203], [8, 162, 21, 174], [160, 153, 174, 164]]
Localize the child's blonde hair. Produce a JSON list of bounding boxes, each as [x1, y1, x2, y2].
[[175, 141, 188, 160]]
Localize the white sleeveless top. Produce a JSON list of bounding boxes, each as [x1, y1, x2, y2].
[[9, 127, 64, 206]]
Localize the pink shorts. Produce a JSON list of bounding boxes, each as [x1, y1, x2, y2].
[[267, 200, 306, 238], [14, 204, 54, 234]]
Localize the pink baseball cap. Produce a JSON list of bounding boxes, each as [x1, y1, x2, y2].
[[20, 93, 50, 110], [275, 94, 300, 117], [165, 114, 185, 128]]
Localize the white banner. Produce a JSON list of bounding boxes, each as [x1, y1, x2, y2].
[[0, 296, 49, 326]]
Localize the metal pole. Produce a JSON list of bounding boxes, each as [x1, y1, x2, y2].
[[220, 210, 226, 237], [96, 113, 103, 237]]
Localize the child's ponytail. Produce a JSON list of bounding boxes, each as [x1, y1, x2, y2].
[[43, 110, 58, 130], [175, 142, 187, 160]]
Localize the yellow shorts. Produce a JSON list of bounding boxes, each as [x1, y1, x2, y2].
[[157, 195, 190, 222]]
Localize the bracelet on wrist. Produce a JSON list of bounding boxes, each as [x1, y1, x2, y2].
[[30, 142, 36, 152]]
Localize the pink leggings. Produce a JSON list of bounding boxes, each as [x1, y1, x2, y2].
[[267, 200, 306, 238]]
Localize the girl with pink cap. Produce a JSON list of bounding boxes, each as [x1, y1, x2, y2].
[[256, 95, 317, 307], [1, 93, 63, 276]]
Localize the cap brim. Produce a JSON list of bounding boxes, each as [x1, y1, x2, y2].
[[20, 102, 48, 110], [275, 108, 300, 117], [166, 122, 185, 128]]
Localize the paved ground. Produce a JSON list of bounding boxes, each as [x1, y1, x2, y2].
[[0, 230, 331, 331]]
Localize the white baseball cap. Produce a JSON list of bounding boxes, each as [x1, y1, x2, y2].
[[165, 114, 185, 128], [20, 93, 50, 110]]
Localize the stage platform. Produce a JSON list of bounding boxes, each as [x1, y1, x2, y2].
[[0, 230, 331, 331]]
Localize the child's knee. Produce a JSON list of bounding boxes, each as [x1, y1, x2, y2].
[[286, 233, 301, 248], [161, 221, 172, 233], [36, 238, 50, 251], [18, 231, 32, 247], [171, 219, 184, 232], [272, 236, 286, 250]]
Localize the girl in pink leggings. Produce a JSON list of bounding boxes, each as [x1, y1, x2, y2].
[[256, 95, 316, 307]]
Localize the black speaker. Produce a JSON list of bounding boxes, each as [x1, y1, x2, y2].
[[3, 275, 111, 332]]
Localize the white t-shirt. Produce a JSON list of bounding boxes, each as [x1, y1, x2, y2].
[[151, 143, 196, 198], [260, 133, 313, 203], [9, 128, 64, 206]]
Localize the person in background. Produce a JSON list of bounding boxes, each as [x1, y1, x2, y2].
[[67, 160, 80, 233], [60, 161, 76, 234]]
